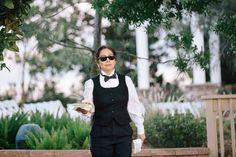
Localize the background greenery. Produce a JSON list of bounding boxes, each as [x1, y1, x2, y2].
[[1, 0, 236, 105], [144, 111, 207, 148], [0, 109, 209, 149], [0, 0, 32, 70], [0, 111, 90, 149], [0, 0, 236, 151]]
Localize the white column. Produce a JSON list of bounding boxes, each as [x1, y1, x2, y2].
[[135, 26, 150, 89], [190, 13, 206, 84], [209, 30, 221, 85]]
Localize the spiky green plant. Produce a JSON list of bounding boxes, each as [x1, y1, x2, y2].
[[29, 110, 58, 132], [26, 112, 91, 149], [0, 111, 28, 148], [0, 110, 91, 149], [25, 127, 72, 149], [66, 118, 91, 149]]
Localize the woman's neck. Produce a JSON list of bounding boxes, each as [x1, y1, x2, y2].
[[101, 70, 115, 76]]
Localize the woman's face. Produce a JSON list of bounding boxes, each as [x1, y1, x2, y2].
[[96, 48, 116, 74]]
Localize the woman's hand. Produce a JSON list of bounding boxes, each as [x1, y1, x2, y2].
[[138, 134, 146, 142]]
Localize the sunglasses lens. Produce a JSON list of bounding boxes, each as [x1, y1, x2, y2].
[[98, 56, 115, 62], [100, 57, 107, 62], [108, 56, 115, 60]]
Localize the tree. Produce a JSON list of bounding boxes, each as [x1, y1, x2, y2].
[[0, 0, 32, 70], [214, 0, 236, 84], [21, 0, 96, 76], [104, 22, 138, 84], [14, 0, 101, 104], [214, 0, 236, 54], [91, 0, 222, 72], [92, 0, 217, 27]]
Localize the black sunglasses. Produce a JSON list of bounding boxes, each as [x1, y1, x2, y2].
[[97, 55, 116, 62]]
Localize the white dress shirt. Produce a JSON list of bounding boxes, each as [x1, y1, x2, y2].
[[83, 70, 145, 134]]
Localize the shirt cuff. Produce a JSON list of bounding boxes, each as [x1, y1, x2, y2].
[[137, 124, 145, 135]]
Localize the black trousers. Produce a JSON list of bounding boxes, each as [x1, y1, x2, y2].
[[90, 135, 132, 157]]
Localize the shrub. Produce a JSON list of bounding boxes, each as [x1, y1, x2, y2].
[[0, 110, 91, 149], [144, 110, 206, 148], [66, 119, 90, 149], [0, 112, 28, 149], [25, 127, 72, 149], [29, 110, 60, 132], [26, 112, 91, 149]]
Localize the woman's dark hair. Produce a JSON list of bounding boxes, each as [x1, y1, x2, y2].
[[96, 46, 116, 59]]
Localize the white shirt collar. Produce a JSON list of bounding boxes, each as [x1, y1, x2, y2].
[[100, 70, 116, 76]]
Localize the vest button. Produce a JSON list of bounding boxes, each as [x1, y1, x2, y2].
[[112, 99, 114, 101], [112, 110, 114, 113]]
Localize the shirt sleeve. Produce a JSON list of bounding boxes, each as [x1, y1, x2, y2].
[[125, 76, 145, 134], [82, 79, 94, 104]]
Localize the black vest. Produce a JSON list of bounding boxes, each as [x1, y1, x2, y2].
[[92, 74, 131, 127]]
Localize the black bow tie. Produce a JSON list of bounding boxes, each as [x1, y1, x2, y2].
[[101, 73, 117, 82]]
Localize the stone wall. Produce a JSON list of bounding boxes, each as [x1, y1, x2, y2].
[[183, 83, 219, 101], [137, 83, 219, 103]]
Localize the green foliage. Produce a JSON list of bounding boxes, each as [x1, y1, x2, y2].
[[104, 22, 138, 84], [216, 14, 236, 54], [0, 110, 91, 149], [92, 0, 216, 74], [26, 112, 91, 149], [212, 0, 236, 84], [168, 31, 211, 72], [216, 14, 236, 84], [0, 0, 32, 69], [0, 63, 11, 71], [17, 1, 93, 104], [0, 28, 20, 52], [26, 127, 72, 149], [214, 0, 236, 55], [21, 1, 95, 75], [144, 111, 206, 148], [204, 0, 236, 83], [29, 110, 60, 132], [66, 118, 90, 149], [92, 0, 218, 27], [0, 112, 29, 149]]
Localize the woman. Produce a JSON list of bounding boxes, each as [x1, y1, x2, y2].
[[77, 46, 145, 157]]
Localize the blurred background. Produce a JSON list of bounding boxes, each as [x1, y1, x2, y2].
[[1, 0, 235, 107], [0, 0, 236, 151]]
